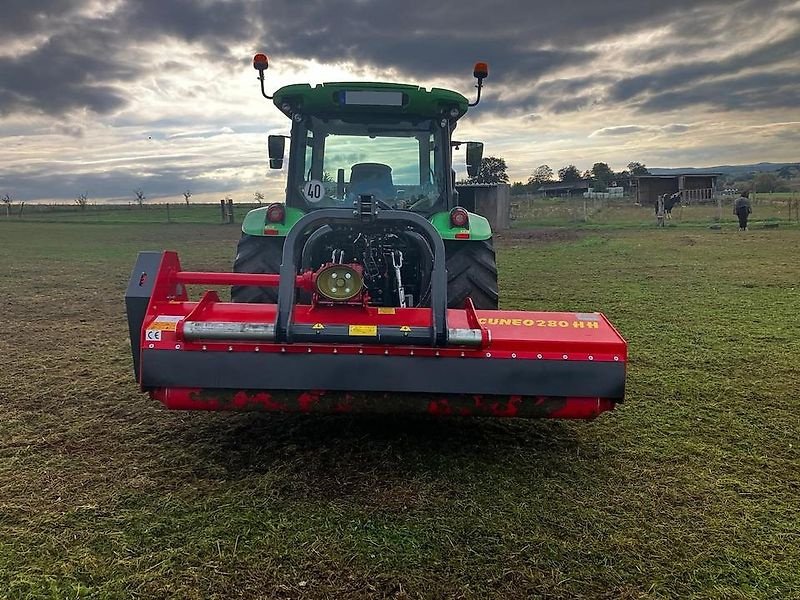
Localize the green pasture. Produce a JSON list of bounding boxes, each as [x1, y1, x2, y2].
[[0, 218, 798, 599]]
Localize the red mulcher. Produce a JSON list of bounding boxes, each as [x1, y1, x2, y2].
[[125, 210, 627, 419]]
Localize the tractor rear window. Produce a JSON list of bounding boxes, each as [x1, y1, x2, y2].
[[295, 117, 445, 213]]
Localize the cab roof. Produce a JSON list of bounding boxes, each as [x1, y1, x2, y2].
[[272, 82, 470, 120]]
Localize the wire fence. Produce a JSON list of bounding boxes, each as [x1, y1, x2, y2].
[[2, 194, 799, 230], [0, 201, 264, 225], [510, 193, 800, 229]]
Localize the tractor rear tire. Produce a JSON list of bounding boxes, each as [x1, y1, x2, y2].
[[231, 234, 283, 303], [444, 238, 499, 309]]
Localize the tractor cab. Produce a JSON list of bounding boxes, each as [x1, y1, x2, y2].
[[267, 81, 484, 216]]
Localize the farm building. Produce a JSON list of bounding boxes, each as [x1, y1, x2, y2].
[[536, 180, 592, 197], [455, 183, 512, 230], [634, 173, 721, 205]]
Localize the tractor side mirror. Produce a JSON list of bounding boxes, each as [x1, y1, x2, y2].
[[268, 135, 285, 169], [466, 142, 484, 178]]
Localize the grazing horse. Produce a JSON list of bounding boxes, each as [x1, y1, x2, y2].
[[655, 192, 682, 220], [664, 192, 682, 218]]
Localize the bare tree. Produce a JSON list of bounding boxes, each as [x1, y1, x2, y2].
[[2, 193, 12, 217], [253, 191, 265, 205], [183, 189, 192, 206], [134, 189, 146, 206], [75, 192, 88, 209]]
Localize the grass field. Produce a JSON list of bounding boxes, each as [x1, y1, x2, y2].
[[1, 218, 799, 599]]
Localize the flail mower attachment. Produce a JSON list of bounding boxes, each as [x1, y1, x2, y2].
[[126, 208, 626, 419]]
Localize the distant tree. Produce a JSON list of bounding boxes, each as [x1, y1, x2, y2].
[[511, 181, 530, 195], [614, 169, 631, 190], [627, 161, 650, 176], [558, 165, 582, 183], [581, 169, 593, 181], [2, 193, 11, 217], [591, 162, 616, 188], [528, 164, 554, 186], [183, 189, 192, 206], [253, 191, 265, 205], [75, 192, 88, 209], [134, 189, 146, 206], [467, 156, 509, 184], [753, 173, 790, 193]]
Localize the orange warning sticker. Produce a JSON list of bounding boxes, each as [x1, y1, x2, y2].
[[148, 316, 182, 331], [377, 307, 396, 315]]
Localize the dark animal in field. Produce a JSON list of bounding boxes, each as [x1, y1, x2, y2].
[[655, 193, 682, 220]]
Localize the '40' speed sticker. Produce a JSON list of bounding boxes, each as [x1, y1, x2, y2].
[[302, 180, 325, 203]]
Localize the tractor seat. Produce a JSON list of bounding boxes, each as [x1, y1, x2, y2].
[[349, 163, 395, 200]]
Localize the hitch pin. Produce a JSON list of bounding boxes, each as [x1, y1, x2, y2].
[[392, 251, 405, 308]]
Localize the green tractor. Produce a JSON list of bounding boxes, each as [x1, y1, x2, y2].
[[233, 54, 498, 310]]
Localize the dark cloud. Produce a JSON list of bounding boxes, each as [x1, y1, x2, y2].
[[0, 0, 253, 117], [634, 71, 800, 113], [0, 0, 87, 37], [115, 0, 255, 56], [0, 22, 141, 116], [259, 0, 768, 76], [2, 0, 795, 118], [613, 32, 800, 102]]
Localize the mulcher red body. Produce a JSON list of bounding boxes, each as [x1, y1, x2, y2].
[[125, 56, 627, 419]]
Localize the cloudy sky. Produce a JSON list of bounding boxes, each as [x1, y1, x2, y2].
[[1, 0, 798, 202]]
